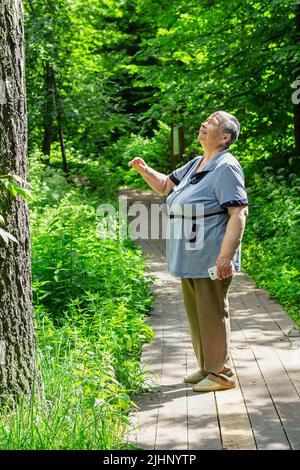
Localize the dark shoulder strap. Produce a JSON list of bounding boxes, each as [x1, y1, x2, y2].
[[181, 157, 201, 181]]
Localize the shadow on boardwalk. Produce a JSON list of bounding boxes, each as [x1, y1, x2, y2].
[[120, 189, 300, 451]]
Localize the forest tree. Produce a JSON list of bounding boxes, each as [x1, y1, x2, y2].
[[0, 0, 41, 402]]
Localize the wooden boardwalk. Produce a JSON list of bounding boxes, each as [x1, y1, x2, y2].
[[120, 189, 300, 450]]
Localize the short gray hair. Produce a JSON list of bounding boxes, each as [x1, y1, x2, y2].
[[211, 111, 240, 148]]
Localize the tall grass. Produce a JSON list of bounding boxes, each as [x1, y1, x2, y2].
[[0, 302, 151, 449], [0, 151, 155, 449]]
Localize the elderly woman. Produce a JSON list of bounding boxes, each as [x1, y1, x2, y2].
[[128, 111, 248, 392]]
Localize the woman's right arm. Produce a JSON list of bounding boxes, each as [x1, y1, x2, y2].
[[128, 157, 175, 196]]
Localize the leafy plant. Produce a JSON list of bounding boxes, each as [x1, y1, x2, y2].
[[0, 150, 155, 449], [0, 173, 31, 245], [242, 168, 300, 325]]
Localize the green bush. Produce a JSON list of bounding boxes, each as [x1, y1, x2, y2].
[[0, 279, 154, 449], [31, 190, 153, 319], [242, 168, 300, 325], [0, 302, 150, 449], [0, 151, 155, 449], [103, 121, 171, 189]]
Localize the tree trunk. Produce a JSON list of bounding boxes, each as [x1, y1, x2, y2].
[[53, 77, 69, 173], [27, 0, 54, 161], [41, 62, 55, 160], [58, 124, 69, 173], [294, 4, 300, 157], [170, 117, 185, 170], [0, 0, 42, 402]]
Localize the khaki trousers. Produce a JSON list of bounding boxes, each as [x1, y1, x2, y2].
[[181, 276, 235, 387]]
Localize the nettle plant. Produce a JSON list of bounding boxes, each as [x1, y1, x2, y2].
[[0, 173, 31, 244]]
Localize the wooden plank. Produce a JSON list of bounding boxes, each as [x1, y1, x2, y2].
[[234, 314, 300, 449], [187, 387, 223, 450], [154, 294, 189, 449], [234, 293, 287, 340], [215, 378, 256, 450], [127, 391, 160, 449], [272, 339, 300, 395], [155, 332, 188, 448], [231, 319, 290, 450], [123, 190, 300, 451], [159, 308, 188, 385], [255, 291, 297, 335], [230, 275, 297, 338], [155, 384, 188, 450], [186, 352, 222, 450]]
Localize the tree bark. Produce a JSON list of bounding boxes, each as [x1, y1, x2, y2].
[[0, 0, 42, 402], [41, 61, 55, 160], [53, 75, 69, 173], [170, 111, 185, 170], [294, 4, 300, 157]]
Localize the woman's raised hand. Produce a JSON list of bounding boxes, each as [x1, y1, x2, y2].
[[128, 157, 149, 175]]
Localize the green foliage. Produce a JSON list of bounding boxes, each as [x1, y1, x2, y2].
[[103, 121, 171, 188], [31, 192, 152, 318], [0, 151, 155, 449], [242, 168, 300, 324], [24, 0, 157, 155], [29, 147, 120, 205], [124, 0, 298, 170], [9, 0, 299, 449], [0, 173, 31, 245], [0, 174, 31, 201], [29, 150, 71, 207], [0, 300, 153, 449], [24, 0, 300, 170]]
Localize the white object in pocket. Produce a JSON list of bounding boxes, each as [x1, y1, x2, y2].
[[208, 266, 218, 280]]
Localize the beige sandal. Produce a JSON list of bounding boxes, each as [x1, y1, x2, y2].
[[184, 369, 207, 384], [192, 377, 236, 392]]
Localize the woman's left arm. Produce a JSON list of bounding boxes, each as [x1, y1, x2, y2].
[[215, 206, 249, 280]]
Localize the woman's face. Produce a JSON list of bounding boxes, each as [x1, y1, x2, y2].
[[198, 114, 229, 149]]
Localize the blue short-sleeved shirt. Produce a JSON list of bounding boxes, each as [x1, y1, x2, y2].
[[165, 149, 248, 278]]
